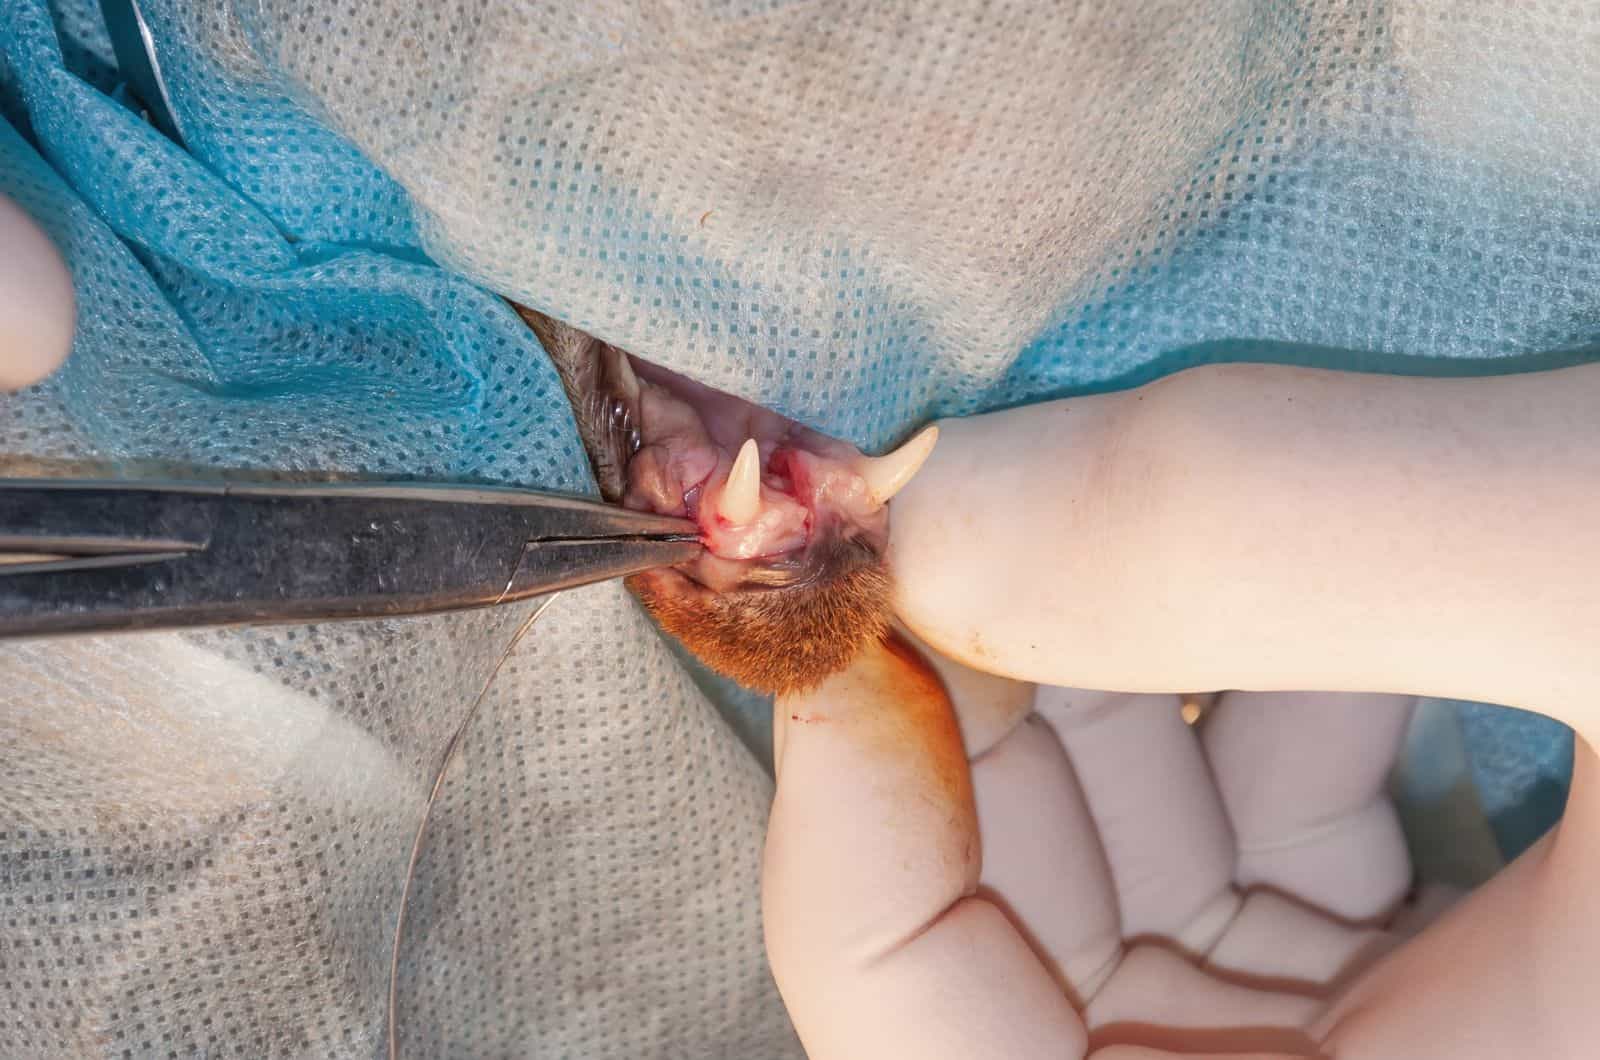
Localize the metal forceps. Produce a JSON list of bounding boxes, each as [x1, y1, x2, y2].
[[0, 479, 702, 638]]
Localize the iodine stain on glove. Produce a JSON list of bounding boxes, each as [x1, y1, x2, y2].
[[515, 304, 937, 694], [765, 631, 1090, 1060], [786, 631, 977, 845], [768, 630, 979, 964]]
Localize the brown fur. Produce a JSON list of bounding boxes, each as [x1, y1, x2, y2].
[[510, 302, 630, 499], [627, 537, 893, 695]]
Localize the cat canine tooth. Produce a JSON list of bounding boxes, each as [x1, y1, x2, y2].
[[858, 425, 939, 505], [606, 344, 641, 403], [719, 438, 763, 525]]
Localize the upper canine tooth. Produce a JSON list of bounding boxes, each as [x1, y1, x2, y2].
[[859, 425, 939, 505], [719, 438, 763, 525], [606, 345, 641, 403]]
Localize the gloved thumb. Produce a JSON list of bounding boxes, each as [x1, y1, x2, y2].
[[0, 193, 74, 391], [763, 632, 1086, 1059]]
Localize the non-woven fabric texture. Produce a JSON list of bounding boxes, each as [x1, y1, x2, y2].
[[1, 0, 1594, 1056], [1, 2, 790, 1056], [1457, 699, 1575, 861]]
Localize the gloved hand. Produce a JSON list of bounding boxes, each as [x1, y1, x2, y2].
[[766, 641, 1376, 1056], [764, 637, 1595, 1058], [765, 362, 1600, 1059], [0, 192, 74, 391]]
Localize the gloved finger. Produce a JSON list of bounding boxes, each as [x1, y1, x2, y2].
[[1203, 889, 1393, 995], [973, 709, 1361, 1020], [1312, 739, 1600, 1059], [1029, 691, 1328, 1052], [972, 712, 1123, 1003], [1090, 1046, 1314, 1059], [1037, 687, 1240, 953], [1202, 692, 1414, 922], [908, 628, 1123, 1002], [902, 623, 1039, 759], [765, 633, 1087, 1060], [0, 194, 75, 391], [1087, 944, 1321, 1052], [1086, 945, 1321, 1052]]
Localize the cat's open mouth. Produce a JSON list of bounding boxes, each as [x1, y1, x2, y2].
[[512, 303, 936, 693], [514, 303, 935, 593]]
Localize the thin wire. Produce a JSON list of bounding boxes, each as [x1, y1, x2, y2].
[[386, 594, 558, 1060]]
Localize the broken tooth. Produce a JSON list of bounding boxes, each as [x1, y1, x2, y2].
[[719, 438, 763, 525], [606, 345, 641, 403], [859, 425, 939, 505]]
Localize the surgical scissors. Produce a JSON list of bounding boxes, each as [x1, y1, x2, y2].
[[0, 478, 701, 638]]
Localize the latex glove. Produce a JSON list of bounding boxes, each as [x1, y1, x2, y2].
[[0, 193, 75, 391], [764, 635, 1596, 1059]]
